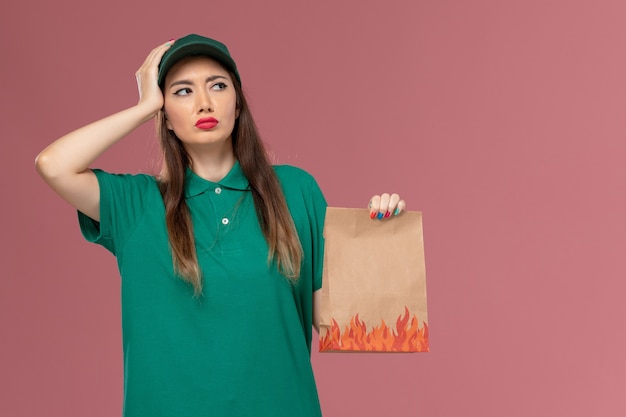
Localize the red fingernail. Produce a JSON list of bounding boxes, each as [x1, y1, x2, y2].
[[384, 211, 391, 218], [370, 211, 376, 219]]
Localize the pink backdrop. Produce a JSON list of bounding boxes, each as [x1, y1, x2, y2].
[[2, 0, 626, 416]]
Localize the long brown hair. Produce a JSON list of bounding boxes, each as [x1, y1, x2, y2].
[[156, 71, 302, 296]]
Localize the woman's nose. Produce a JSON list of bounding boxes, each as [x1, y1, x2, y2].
[[196, 91, 214, 112]]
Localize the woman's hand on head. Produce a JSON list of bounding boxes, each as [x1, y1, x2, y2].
[[368, 193, 406, 219], [135, 40, 174, 117]]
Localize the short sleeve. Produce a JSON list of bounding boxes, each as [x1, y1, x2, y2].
[[305, 175, 327, 292], [77, 169, 155, 256]]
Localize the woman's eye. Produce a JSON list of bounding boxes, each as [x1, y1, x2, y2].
[[174, 88, 192, 96], [212, 82, 227, 91]]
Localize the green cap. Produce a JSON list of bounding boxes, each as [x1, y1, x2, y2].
[[158, 34, 241, 87]]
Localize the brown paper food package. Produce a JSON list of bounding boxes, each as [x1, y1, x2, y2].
[[319, 208, 429, 352]]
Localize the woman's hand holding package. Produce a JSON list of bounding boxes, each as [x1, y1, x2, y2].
[[368, 193, 406, 219]]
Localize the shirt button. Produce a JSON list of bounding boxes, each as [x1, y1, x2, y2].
[[221, 218, 229, 225], [215, 187, 222, 194]]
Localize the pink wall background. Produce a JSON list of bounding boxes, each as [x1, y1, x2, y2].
[[2, 0, 626, 416]]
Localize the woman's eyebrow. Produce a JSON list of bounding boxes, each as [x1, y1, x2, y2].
[[169, 79, 193, 89], [205, 75, 228, 83], [169, 75, 229, 89]]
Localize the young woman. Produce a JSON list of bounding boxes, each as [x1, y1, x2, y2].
[[36, 34, 406, 417]]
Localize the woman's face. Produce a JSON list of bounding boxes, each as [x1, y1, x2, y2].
[[163, 56, 238, 149]]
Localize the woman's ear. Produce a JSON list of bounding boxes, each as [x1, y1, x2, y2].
[[164, 112, 173, 130], [235, 94, 242, 119]]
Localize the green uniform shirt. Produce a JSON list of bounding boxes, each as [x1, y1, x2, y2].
[[78, 162, 326, 417]]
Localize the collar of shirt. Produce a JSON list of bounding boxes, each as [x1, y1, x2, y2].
[[184, 161, 250, 198]]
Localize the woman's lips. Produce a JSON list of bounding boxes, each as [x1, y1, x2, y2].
[[195, 117, 218, 130]]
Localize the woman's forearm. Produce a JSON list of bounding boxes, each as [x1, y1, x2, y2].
[[35, 103, 157, 180]]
